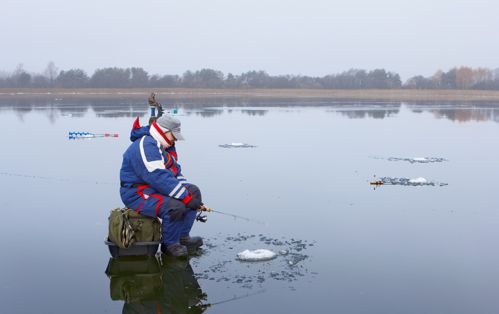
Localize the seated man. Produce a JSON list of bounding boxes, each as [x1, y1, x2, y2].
[[119, 115, 203, 257]]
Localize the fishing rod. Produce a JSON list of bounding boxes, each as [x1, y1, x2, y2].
[[68, 131, 119, 140], [196, 205, 266, 225], [189, 289, 266, 311]]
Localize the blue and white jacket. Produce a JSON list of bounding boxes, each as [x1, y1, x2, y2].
[[120, 118, 191, 213]]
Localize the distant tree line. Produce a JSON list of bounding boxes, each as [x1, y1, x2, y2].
[[1, 62, 499, 90], [404, 67, 499, 90]]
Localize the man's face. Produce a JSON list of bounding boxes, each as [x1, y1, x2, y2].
[[165, 131, 177, 143]]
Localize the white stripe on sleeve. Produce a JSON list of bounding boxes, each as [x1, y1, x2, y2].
[[169, 182, 183, 197], [174, 187, 186, 199], [139, 137, 165, 173]]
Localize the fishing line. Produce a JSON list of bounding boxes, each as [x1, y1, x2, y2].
[[0, 171, 116, 185]]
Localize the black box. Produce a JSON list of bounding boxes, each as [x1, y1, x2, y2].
[[105, 240, 160, 258]]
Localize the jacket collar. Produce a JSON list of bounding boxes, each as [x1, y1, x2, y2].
[[150, 121, 172, 148]]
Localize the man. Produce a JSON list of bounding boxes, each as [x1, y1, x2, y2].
[[120, 115, 203, 257], [147, 92, 164, 124]]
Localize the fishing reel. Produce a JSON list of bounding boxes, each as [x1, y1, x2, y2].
[[196, 212, 208, 223], [195, 204, 211, 223]]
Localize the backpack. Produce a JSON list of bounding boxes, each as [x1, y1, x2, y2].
[[108, 208, 162, 248]]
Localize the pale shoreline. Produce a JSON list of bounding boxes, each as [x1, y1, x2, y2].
[[2, 88, 499, 102]]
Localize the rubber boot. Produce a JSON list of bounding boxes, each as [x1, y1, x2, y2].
[[161, 243, 188, 257], [180, 236, 203, 252]]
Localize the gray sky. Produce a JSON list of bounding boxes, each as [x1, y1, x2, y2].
[[1, 0, 497, 80]]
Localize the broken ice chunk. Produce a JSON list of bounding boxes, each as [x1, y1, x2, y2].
[[236, 249, 277, 261], [219, 143, 257, 148], [409, 177, 427, 184]]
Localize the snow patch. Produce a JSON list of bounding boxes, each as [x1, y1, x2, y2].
[[219, 143, 257, 148], [409, 177, 427, 184], [384, 156, 448, 164], [412, 157, 427, 162], [237, 249, 277, 262]]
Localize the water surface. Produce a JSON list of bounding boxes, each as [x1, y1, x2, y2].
[[1, 98, 498, 313]]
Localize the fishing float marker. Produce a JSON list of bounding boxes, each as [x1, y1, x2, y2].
[[68, 132, 119, 140]]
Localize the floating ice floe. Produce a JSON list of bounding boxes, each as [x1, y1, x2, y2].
[[386, 157, 448, 164], [380, 177, 448, 187], [408, 177, 427, 184], [237, 249, 277, 262], [192, 234, 315, 290], [412, 157, 427, 162], [219, 143, 257, 148]]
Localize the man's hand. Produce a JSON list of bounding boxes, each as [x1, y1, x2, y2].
[[186, 197, 202, 211], [198, 204, 212, 212]]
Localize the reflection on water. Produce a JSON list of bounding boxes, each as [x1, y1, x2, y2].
[[333, 103, 400, 119], [240, 109, 268, 116], [431, 108, 499, 123], [405, 102, 499, 123], [2, 97, 499, 123], [193, 109, 224, 118], [106, 256, 208, 313]]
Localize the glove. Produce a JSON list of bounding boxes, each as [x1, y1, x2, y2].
[[169, 206, 189, 222], [198, 204, 211, 212], [186, 185, 202, 202], [186, 197, 202, 211]]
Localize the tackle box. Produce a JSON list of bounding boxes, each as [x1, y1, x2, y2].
[[105, 240, 160, 258]]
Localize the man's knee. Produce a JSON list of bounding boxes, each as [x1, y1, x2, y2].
[[158, 197, 185, 219], [161, 198, 188, 222], [167, 197, 186, 212]]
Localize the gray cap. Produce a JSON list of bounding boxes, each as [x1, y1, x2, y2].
[[156, 115, 185, 140]]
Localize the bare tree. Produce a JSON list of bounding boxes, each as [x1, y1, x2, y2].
[[431, 70, 443, 89], [44, 61, 59, 86], [455, 66, 473, 89], [472, 67, 492, 85], [12, 64, 31, 87]]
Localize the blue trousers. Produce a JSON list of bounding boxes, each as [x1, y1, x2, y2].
[[137, 183, 201, 246]]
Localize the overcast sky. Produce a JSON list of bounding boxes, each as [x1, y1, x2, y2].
[[1, 0, 497, 80]]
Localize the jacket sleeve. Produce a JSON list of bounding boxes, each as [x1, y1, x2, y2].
[[132, 137, 192, 204]]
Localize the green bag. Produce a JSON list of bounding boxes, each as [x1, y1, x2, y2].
[[108, 208, 162, 248]]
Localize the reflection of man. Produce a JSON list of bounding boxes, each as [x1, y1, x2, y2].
[[106, 256, 162, 304], [158, 257, 208, 314], [105, 256, 207, 314], [120, 115, 203, 257]]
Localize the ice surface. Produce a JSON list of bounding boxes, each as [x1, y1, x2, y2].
[[191, 234, 315, 290], [236, 249, 277, 261]]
